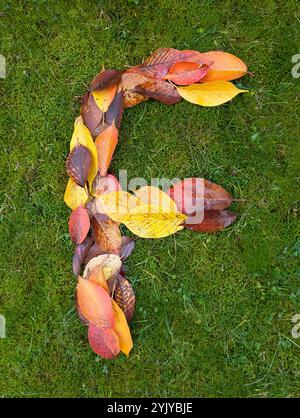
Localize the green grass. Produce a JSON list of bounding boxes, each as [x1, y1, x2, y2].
[[1, 0, 300, 398]]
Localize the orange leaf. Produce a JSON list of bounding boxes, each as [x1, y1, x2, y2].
[[68, 205, 90, 244], [76, 276, 114, 328], [112, 300, 133, 356], [164, 62, 209, 85], [92, 213, 121, 254], [200, 51, 247, 82], [88, 324, 120, 359], [95, 124, 119, 177], [92, 84, 117, 113]]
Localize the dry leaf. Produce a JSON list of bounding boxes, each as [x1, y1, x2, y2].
[[72, 236, 94, 276], [120, 236, 135, 260], [133, 79, 181, 105], [95, 124, 119, 177], [114, 275, 135, 322], [85, 265, 109, 291], [92, 213, 121, 254], [92, 83, 117, 113], [83, 254, 122, 280], [64, 177, 89, 211], [90, 69, 122, 91], [112, 300, 133, 355], [105, 90, 124, 128], [66, 145, 92, 187], [80, 91, 103, 138], [88, 324, 120, 359], [68, 205, 90, 244], [177, 81, 248, 107]]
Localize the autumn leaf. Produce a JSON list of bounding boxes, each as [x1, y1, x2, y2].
[[68, 205, 90, 244], [92, 173, 121, 198], [95, 123, 119, 177], [185, 209, 237, 233], [134, 186, 179, 212], [96, 191, 139, 216], [72, 236, 94, 276], [66, 145, 92, 187], [199, 51, 247, 82], [121, 72, 149, 108], [83, 254, 122, 280], [64, 177, 89, 211], [177, 81, 248, 107], [85, 265, 109, 291], [133, 79, 181, 105], [84, 241, 107, 264], [114, 274, 135, 322], [77, 276, 114, 328], [88, 324, 120, 359], [120, 236, 135, 260], [105, 90, 124, 129], [112, 300, 133, 355], [70, 116, 98, 187], [167, 178, 233, 216], [164, 62, 209, 85], [92, 213, 121, 254], [92, 83, 117, 113], [90, 69, 122, 91], [80, 91, 103, 138]]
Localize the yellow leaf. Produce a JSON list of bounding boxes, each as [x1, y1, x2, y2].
[[177, 81, 248, 107], [92, 84, 117, 112], [112, 300, 133, 356], [64, 177, 88, 210], [70, 116, 98, 187], [95, 191, 139, 217], [134, 186, 179, 212]]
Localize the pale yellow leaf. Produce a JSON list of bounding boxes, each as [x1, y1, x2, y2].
[[134, 186, 179, 213], [177, 81, 248, 107], [70, 116, 98, 186], [83, 254, 122, 280], [64, 177, 88, 210]]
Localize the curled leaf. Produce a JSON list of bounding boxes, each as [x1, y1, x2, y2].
[[105, 90, 124, 129], [120, 236, 135, 260], [85, 265, 109, 291], [114, 275, 135, 322], [64, 177, 89, 211], [83, 254, 122, 280], [88, 324, 120, 359], [69, 205, 90, 244], [177, 81, 248, 107], [66, 145, 92, 187]]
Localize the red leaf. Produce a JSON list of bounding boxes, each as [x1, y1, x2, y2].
[[185, 210, 237, 233], [133, 79, 181, 105], [66, 145, 92, 188], [68, 205, 90, 244], [80, 92, 103, 138], [90, 69, 122, 91], [72, 236, 94, 276], [77, 276, 114, 328], [88, 324, 120, 359], [167, 178, 232, 216], [164, 62, 209, 85]]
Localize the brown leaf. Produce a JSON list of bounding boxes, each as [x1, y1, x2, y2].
[[80, 91, 103, 137], [120, 236, 135, 260], [92, 213, 121, 254], [66, 145, 92, 188], [114, 275, 135, 323], [88, 324, 120, 359], [68, 205, 90, 244], [90, 69, 122, 91], [120, 72, 149, 108], [133, 79, 181, 105], [105, 90, 124, 129], [185, 210, 237, 233], [72, 236, 94, 276]]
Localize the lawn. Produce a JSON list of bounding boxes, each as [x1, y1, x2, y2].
[[0, 0, 300, 398]]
